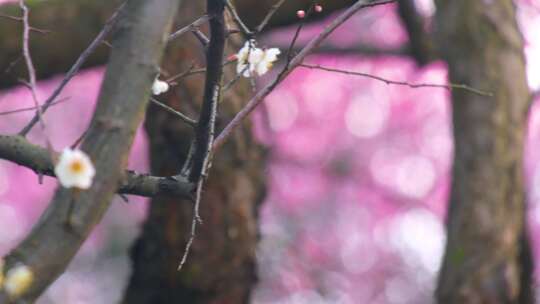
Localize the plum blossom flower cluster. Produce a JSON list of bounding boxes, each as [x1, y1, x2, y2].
[[236, 40, 280, 77], [54, 148, 95, 190]]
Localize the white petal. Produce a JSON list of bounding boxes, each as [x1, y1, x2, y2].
[[255, 62, 270, 76], [54, 148, 96, 190], [152, 79, 169, 95], [264, 48, 281, 62], [248, 48, 265, 65]]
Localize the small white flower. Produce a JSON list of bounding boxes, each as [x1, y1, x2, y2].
[[236, 40, 280, 77], [152, 79, 169, 95], [4, 263, 33, 298], [54, 148, 95, 190]]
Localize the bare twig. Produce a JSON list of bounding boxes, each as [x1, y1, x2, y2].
[[2, 56, 23, 76], [284, 3, 314, 62], [272, 42, 409, 57], [192, 28, 210, 47], [0, 135, 194, 198], [168, 15, 210, 42], [189, 0, 225, 184], [255, 0, 287, 33], [0, 97, 67, 116], [225, 0, 253, 36], [19, 1, 126, 136], [0, 12, 50, 34], [19, 0, 45, 131], [299, 63, 493, 96], [167, 65, 206, 82], [166, 59, 235, 83], [178, 0, 226, 271], [150, 97, 197, 127], [225, 0, 287, 37], [214, 0, 398, 149], [177, 178, 204, 271]]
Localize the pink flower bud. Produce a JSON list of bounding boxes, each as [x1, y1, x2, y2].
[[296, 10, 306, 19], [314, 4, 323, 13]]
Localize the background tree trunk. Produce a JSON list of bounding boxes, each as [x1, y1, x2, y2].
[[122, 2, 266, 303], [435, 1, 534, 303], [0, 0, 122, 88]]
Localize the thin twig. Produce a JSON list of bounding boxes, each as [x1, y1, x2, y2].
[[255, 0, 287, 33], [167, 65, 206, 82], [150, 97, 197, 127], [222, 72, 243, 92], [0, 97, 68, 116], [0, 12, 21, 21], [168, 15, 210, 42], [177, 178, 204, 271], [0, 12, 50, 34], [19, 1, 126, 136], [284, 4, 314, 63], [2, 56, 23, 76], [214, 0, 398, 149], [299, 63, 493, 96], [225, 0, 253, 36], [166, 59, 236, 83], [19, 0, 45, 131], [178, 0, 226, 271], [192, 28, 210, 47]]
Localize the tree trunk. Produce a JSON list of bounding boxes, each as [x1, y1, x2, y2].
[[122, 2, 266, 303], [435, 1, 533, 303]]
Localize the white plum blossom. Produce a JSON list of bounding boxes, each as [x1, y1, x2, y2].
[[152, 78, 169, 95], [4, 263, 34, 298], [54, 148, 95, 190], [236, 40, 280, 77]]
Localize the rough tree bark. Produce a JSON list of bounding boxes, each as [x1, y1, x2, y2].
[[122, 1, 266, 303], [435, 1, 534, 303]]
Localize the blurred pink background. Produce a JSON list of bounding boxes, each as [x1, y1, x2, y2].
[[0, 1, 539, 303]]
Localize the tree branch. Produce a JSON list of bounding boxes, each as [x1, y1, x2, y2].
[[0, 0, 182, 302], [18, 1, 126, 136], [272, 42, 410, 57], [299, 63, 493, 96], [0, 135, 193, 198], [189, 0, 226, 184], [178, 0, 226, 271]]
